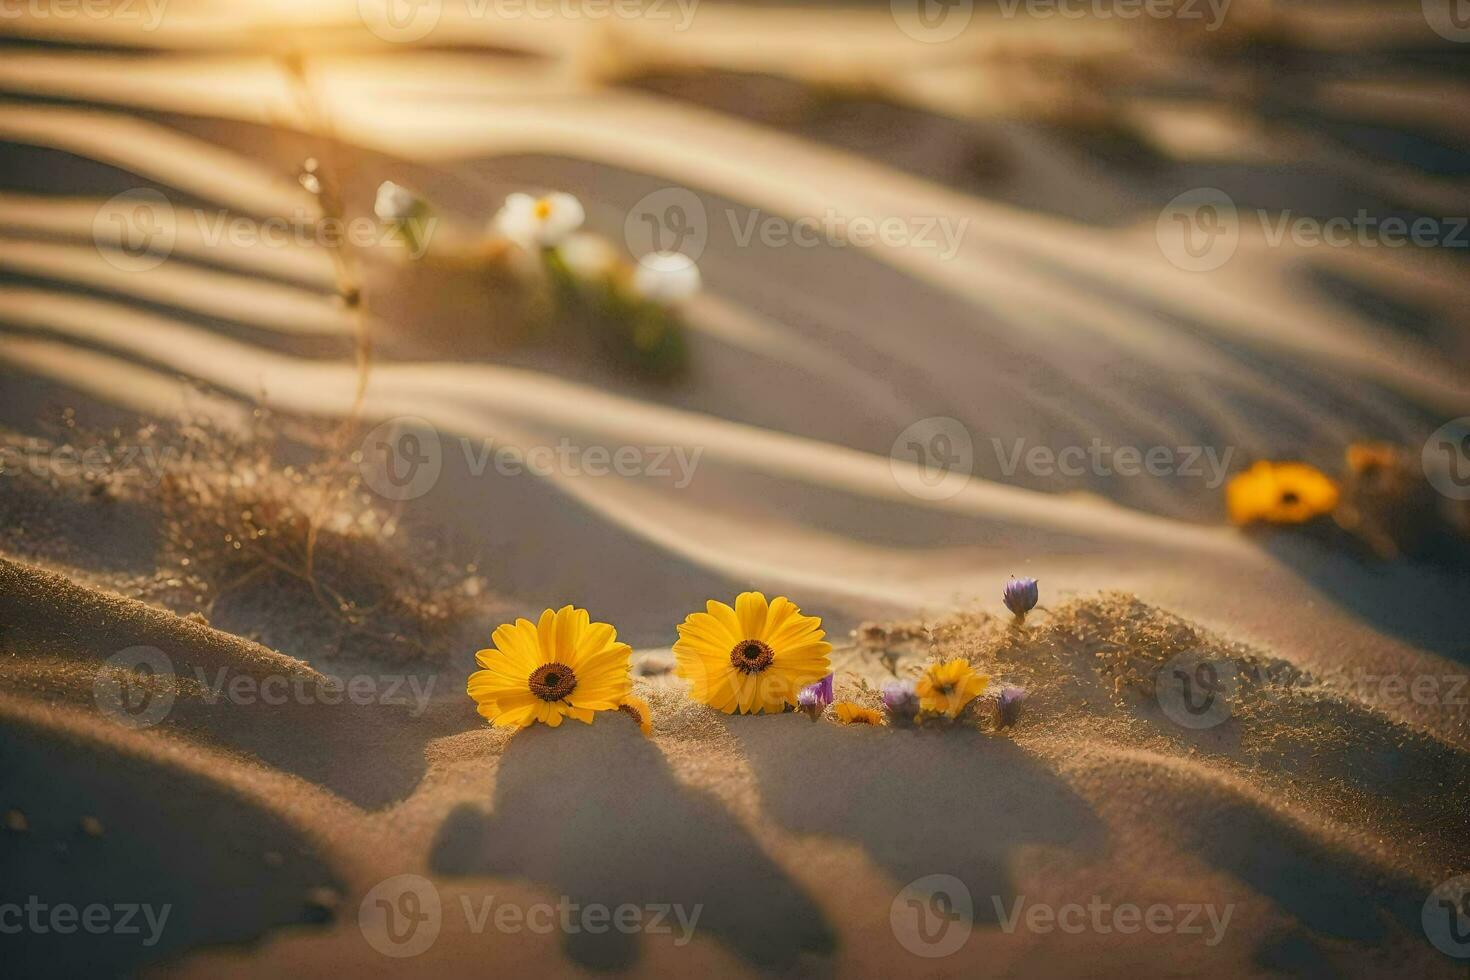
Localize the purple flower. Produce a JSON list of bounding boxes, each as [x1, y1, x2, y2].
[[881, 679, 920, 726], [1003, 576, 1039, 622], [996, 686, 1026, 728], [798, 673, 834, 720]]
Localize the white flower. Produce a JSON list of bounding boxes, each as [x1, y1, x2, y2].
[[374, 181, 421, 223], [556, 232, 620, 279], [632, 251, 701, 302], [494, 192, 585, 249]]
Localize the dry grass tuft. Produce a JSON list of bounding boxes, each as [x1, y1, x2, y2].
[[0, 410, 500, 665], [147, 411, 493, 663]]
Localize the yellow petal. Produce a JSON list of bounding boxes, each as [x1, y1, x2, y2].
[[735, 591, 770, 640]]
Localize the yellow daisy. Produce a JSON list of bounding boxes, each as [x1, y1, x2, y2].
[[916, 658, 989, 719], [467, 605, 631, 729], [833, 701, 884, 726], [673, 591, 832, 714], [618, 694, 654, 736], [1225, 460, 1339, 526]]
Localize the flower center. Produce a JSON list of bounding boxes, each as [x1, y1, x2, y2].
[[619, 703, 644, 724], [533, 197, 554, 221], [529, 662, 577, 701], [729, 639, 774, 674], [1280, 490, 1300, 506]]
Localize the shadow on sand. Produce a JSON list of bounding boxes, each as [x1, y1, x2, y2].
[[726, 714, 1106, 926], [0, 710, 342, 980], [1259, 535, 1470, 663], [429, 720, 836, 971]]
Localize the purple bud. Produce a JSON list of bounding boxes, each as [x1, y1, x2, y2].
[[996, 686, 1026, 728], [1003, 576, 1039, 622], [798, 674, 833, 720], [881, 679, 920, 725]]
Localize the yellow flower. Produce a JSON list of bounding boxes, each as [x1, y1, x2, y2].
[[1346, 442, 1401, 475], [618, 694, 654, 737], [467, 605, 631, 729], [916, 658, 989, 719], [833, 701, 884, 725], [673, 591, 831, 714], [1225, 461, 1339, 526]]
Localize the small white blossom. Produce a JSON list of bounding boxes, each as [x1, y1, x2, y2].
[[557, 232, 620, 279], [374, 181, 421, 223], [632, 251, 701, 302], [494, 192, 585, 249]]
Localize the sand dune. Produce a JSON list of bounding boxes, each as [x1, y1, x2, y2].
[[2, 5, 1468, 977]]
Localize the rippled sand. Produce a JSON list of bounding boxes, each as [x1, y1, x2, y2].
[[2, 3, 1468, 977]]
